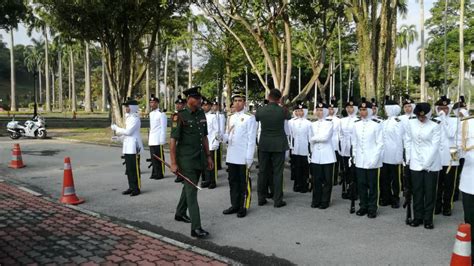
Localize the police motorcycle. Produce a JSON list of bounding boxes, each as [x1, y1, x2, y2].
[[7, 115, 47, 139]]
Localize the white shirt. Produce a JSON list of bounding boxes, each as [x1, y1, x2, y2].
[[352, 118, 384, 169], [399, 113, 416, 151], [382, 117, 404, 164], [148, 108, 167, 146], [206, 112, 219, 151], [289, 117, 312, 156], [460, 118, 474, 194], [340, 114, 358, 157], [224, 110, 257, 165], [115, 109, 144, 154], [405, 118, 442, 172], [435, 115, 460, 166], [310, 119, 336, 164], [327, 115, 341, 153]]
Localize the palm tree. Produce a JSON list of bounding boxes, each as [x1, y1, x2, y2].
[[84, 42, 92, 112], [399, 24, 418, 94], [24, 44, 44, 106], [459, 0, 465, 96], [396, 32, 407, 82], [9, 29, 17, 111], [418, 0, 426, 101]]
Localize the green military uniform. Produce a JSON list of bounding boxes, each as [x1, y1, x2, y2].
[[171, 106, 208, 230], [256, 102, 291, 206]]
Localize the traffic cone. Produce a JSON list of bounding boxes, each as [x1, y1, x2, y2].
[[8, 143, 25, 169], [60, 157, 84, 205], [450, 223, 472, 266]]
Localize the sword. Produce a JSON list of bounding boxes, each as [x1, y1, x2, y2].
[[152, 154, 202, 190]]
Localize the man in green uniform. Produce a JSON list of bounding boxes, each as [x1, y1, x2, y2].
[[170, 86, 213, 238], [256, 89, 291, 208]]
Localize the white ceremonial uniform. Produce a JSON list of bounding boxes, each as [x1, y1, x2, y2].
[[435, 114, 460, 167], [327, 115, 341, 153], [340, 114, 358, 157], [405, 118, 442, 172], [399, 112, 416, 149], [382, 116, 404, 165], [115, 105, 144, 154], [206, 111, 220, 151], [460, 117, 474, 194], [148, 108, 167, 146], [352, 118, 384, 169], [310, 119, 336, 164], [289, 117, 312, 156], [224, 110, 257, 166]]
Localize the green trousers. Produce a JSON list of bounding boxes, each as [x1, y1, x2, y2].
[[176, 169, 202, 230], [258, 151, 285, 206]]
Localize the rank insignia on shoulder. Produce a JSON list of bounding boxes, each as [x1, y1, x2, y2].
[[372, 119, 381, 123], [326, 118, 332, 121], [354, 119, 361, 123], [409, 116, 417, 119], [394, 117, 401, 122], [431, 118, 441, 124]]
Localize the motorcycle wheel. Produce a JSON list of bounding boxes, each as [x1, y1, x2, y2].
[[37, 130, 47, 139], [9, 131, 21, 139]]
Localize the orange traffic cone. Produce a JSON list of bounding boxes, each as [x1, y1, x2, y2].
[[60, 157, 84, 205], [451, 223, 472, 266], [8, 143, 25, 169]]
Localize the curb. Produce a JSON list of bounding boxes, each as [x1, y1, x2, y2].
[[11, 181, 240, 265]]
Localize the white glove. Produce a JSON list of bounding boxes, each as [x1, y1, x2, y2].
[[111, 124, 118, 131], [246, 159, 253, 169], [348, 157, 353, 167]]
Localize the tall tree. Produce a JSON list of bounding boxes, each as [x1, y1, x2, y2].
[[399, 24, 418, 93], [418, 0, 426, 101], [10, 30, 16, 111], [84, 41, 91, 112]]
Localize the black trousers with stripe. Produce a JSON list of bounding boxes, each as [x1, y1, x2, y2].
[[411, 170, 438, 223], [150, 145, 165, 179], [310, 163, 334, 206], [227, 163, 252, 210], [333, 151, 342, 185], [380, 163, 401, 204], [203, 150, 218, 185], [436, 165, 458, 212], [356, 168, 379, 212], [292, 155, 309, 192], [124, 153, 141, 192]]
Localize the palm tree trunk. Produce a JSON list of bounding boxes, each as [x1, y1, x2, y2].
[[419, 0, 426, 101], [70, 49, 76, 112], [101, 55, 106, 112], [155, 33, 160, 100], [163, 45, 169, 110], [68, 52, 71, 111], [84, 42, 92, 112], [9, 30, 17, 111], [38, 66, 43, 104], [188, 20, 193, 88], [406, 48, 410, 94], [175, 46, 179, 100], [51, 66, 55, 110], [145, 64, 150, 113], [459, 0, 465, 96], [45, 29, 51, 111], [58, 50, 63, 112]]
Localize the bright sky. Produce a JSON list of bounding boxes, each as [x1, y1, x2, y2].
[[0, 0, 436, 67]]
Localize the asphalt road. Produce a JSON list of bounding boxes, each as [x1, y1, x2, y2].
[[0, 137, 463, 265]]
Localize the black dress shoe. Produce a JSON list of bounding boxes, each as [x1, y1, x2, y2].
[[191, 228, 209, 238], [222, 207, 239, 215], [434, 207, 442, 215], [442, 209, 452, 216], [424, 222, 434, 229], [341, 192, 350, 200], [266, 193, 273, 199], [237, 208, 247, 218], [258, 199, 267, 206], [299, 189, 308, 194], [208, 183, 216, 189], [150, 176, 163, 180], [379, 200, 390, 207], [274, 201, 287, 208], [174, 177, 183, 183], [122, 189, 132, 195], [367, 211, 377, 219], [174, 215, 191, 223], [391, 201, 400, 209], [319, 204, 329, 210], [356, 209, 368, 216], [130, 190, 140, 196], [311, 203, 320, 208], [201, 182, 210, 188], [409, 219, 423, 227]]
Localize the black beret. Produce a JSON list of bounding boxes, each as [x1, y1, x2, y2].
[[384, 95, 398, 106], [122, 97, 138, 106], [149, 94, 159, 102], [175, 95, 185, 104], [414, 102, 431, 116], [183, 86, 202, 98], [358, 97, 372, 109], [453, 96, 467, 110], [435, 95, 451, 106]]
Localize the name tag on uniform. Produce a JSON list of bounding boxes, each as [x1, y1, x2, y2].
[[200, 119, 206, 123]]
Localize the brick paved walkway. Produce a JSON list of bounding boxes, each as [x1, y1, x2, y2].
[[0, 182, 228, 266]]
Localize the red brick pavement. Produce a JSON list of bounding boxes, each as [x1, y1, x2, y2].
[[0, 182, 229, 266]]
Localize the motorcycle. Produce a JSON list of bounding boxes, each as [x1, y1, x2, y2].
[[7, 116, 47, 140]]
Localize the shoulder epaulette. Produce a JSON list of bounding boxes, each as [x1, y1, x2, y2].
[[461, 116, 474, 121], [372, 119, 381, 123], [354, 119, 361, 123], [245, 112, 253, 116], [326, 118, 332, 121], [409, 116, 417, 119], [431, 118, 441, 124], [394, 117, 401, 122]]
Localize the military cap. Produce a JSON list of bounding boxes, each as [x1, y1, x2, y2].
[[231, 89, 246, 100], [414, 102, 431, 116], [345, 97, 357, 107], [316, 101, 329, 109], [202, 97, 211, 105], [384, 95, 398, 106], [358, 97, 372, 109], [212, 98, 219, 105], [453, 96, 467, 110], [295, 101, 308, 110], [183, 86, 202, 98], [371, 98, 378, 108], [435, 95, 451, 106], [329, 97, 337, 108], [402, 94, 414, 107], [122, 97, 138, 106], [175, 95, 185, 104], [149, 94, 159, 102]]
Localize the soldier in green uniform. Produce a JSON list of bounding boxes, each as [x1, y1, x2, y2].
[[170, 86, 213, 238], [256, 89, 291, 208]]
